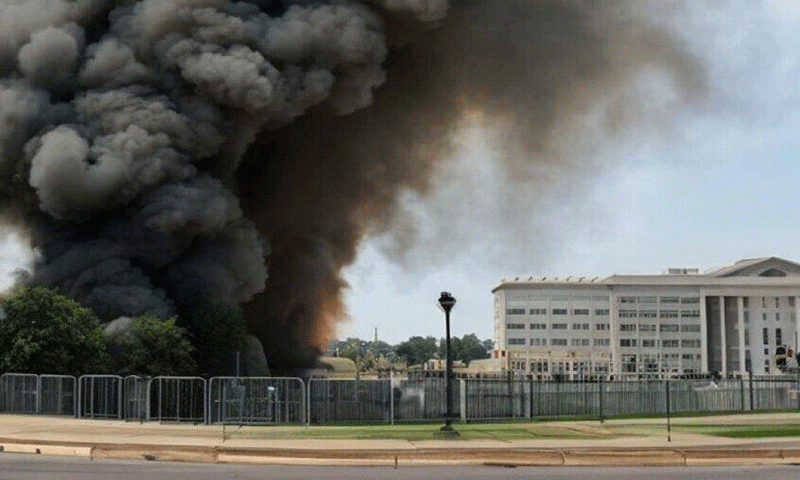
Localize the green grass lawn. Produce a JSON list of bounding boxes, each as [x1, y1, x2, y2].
[[224, 421, 619, 441], [675, 424, 800, 438]]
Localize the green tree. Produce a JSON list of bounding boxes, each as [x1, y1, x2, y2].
[[0, 286, 108, 375], [439, 334, 493, 364], [108, 315, 196, 376], [395, 336, 438, 366]]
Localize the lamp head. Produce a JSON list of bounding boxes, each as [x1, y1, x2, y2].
[[438, 291, 456, 312]]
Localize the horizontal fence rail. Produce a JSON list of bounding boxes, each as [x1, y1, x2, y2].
[[2, 373, 799, 424]]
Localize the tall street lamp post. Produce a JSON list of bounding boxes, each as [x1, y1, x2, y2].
[[438, 291, 457, 433]]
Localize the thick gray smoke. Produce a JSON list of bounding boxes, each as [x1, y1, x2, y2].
[[0, 0, 703, 371]]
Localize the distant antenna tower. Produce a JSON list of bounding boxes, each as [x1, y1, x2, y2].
[[374, 327, 378, 343]]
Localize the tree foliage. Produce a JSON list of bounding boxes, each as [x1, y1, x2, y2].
[[395, 336, 439, 366], [108, 315, 196, 376], [0, 286, 108, 375], [439, 333, 493, 364]]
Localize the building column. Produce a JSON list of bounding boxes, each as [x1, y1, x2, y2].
[[719, 296, 727, 377], [700, 295, 709, 374], [795, 296, 800, 354], [610, 293, 619, 379], [737, 296, 746, 376]]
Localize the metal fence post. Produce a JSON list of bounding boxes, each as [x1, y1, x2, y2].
[[599, 376, 604, 423], [665, 378, 671, 442], [459, 379, 466, 422], [389, 372, 394, 426]]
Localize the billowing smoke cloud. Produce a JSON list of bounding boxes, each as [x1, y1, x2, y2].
[[0, 0, 703, 372]]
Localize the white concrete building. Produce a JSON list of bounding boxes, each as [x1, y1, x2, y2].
[[492, 257, 800, 380]]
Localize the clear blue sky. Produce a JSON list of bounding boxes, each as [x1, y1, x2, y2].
[[340, 1, 800, 344]]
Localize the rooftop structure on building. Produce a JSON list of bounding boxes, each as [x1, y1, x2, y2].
[[492, 257, 800, 380]]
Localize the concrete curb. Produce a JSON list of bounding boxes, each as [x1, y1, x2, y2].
[[3, 438, 800, 467]]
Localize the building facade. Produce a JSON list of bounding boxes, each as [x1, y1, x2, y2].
[[492, 257, 800, 380]]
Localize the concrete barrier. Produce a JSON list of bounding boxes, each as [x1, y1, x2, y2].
[[0, 442, 92, 457]]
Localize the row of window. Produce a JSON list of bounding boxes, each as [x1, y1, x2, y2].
[[509, 338, 610, 347], [618, 296, 700, 304], [744, 297, 796, 308], [506, 308, 609, 316], [618, 309, 700, 318], [619, 339, 702, 348], [508, 322, 700, 332]]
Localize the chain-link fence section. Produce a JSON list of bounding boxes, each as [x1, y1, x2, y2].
[[0, 373, 39, 414], [78, 375, 123, 419], [3, 372, 799, 423], [39, 375, 76, 416], [209, 377, 304, 424], [148, 377, 206, 423]]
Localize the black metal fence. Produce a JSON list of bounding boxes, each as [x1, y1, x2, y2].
[[1, 372, 798, 425]]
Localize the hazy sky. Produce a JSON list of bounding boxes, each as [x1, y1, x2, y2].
[[340, 1, 800, 344]]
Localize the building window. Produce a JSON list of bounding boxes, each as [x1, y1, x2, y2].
[[660, 324, 679, 332], [763, 327, 769, 345], [639, 324, 656, 332], [570, 338, 582, 346], [744, 329, 750, 347], [529, 323, 547, 330], [662, 340, 679, 348], [640, 296, 657, 303], [660, 310, 678, 318], [743, 297, 749, 308], [595, 323, 609, 330], [682, 354, 694, 360], [619, 296, 637, 304], [661, 296, 679, 304], [681, 297, 700, 304], [594, 338, 610, 347], [530, 308, 547, 315], [620, 339, 637, 347], [639, 310, 658, 318], [682, 309, 700, 318], [551, 338, 567, 346], [642, 339, 658, 348], [551, 323, 567, 330], [790, 297, 796, 308], [620, 324, 636, 332], [776, 328, 782, 346], [506, 323, 525, 330], [508, 338, 526, 345], [552, 308, 568, 315], [573, 308, 589, 315], [572, 323, 583, 330], [776, 297, 780, 308], [681, 324, 701, 332], [595, 308, 609, 316], [681, 340, 701, 348], [506, 308, 525, 315], [744, 311, 750, 323], [582, 338, 590, 346], [619, 310, 637, 318], [776, 312, 781, 321]]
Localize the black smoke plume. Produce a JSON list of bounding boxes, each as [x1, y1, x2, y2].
[[0, 1, 703, 372]]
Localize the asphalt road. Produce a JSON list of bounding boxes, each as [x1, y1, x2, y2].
[[2, 454, 800, 480]]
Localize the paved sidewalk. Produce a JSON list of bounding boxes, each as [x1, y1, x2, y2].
[[2, 413, 800, 466]]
